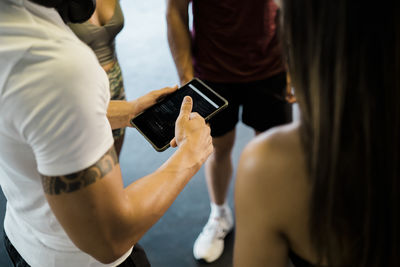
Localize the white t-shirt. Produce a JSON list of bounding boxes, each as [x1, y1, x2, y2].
[[0, 0, 131, 266]]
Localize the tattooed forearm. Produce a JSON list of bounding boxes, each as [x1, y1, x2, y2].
[[41, 146, 118, 195]]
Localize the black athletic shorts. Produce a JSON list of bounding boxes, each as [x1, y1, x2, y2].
[[203, 72, 292, 137]]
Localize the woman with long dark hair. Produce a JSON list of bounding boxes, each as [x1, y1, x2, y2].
[[234, 0, 400, 266]]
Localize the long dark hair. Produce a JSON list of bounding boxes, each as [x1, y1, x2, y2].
[[281, 1, 400, 266]]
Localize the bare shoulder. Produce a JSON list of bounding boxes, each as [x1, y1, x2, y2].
[[238, 121, 304, 186], [234, 122, 312, 265], [236, 121, 308, 228]]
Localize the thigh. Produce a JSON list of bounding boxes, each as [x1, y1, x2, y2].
[[107, 61, 127, 101], [242, 73, 292, 132], [107, 61, 126, 138], [203, 80, 240, 138]]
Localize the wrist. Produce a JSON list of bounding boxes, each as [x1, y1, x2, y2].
[[128, 100, 139, 122], [180, 73, 194, 86], [175, 140, 202, 171], [156, 141, 201, 183], [121, 100, 136, 128]]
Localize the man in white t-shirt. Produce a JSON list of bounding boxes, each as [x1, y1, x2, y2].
[[0, 0, 213, 266]]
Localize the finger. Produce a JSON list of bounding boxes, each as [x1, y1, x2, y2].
[[189, 112, 206, 122], [170, 138, 177, 148], [207, 124, 211, 135], [208, 144, 214, 156], [166, 85, 179, 92], [160, 85, 178, 92], [160, 85, 178, 96], [189, 112, 199, 120], [178, 96, 193, 120], [155, 85, 179, 102]]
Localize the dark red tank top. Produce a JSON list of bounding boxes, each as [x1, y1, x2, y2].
[[191, 0, 285, 83]]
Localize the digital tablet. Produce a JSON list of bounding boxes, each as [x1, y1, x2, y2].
[[130, 78, 228, 152]]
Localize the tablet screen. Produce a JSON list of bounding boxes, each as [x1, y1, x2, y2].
[[131, 79, 228, 151]]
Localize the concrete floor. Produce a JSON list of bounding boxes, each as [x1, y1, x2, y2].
[[115, 2, 254, 265], [0, 1, 255, 266]]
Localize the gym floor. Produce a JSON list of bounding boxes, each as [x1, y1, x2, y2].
[[0, 1, 255, 266]]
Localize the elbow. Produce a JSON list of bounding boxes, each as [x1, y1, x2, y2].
[[88, 208, 143, 263], [62, 203, 144, 263], [98, 248, 131, 265], [82, 239, 134, 264], [74, 231, 138, 264], [94, 250, 127, 265]]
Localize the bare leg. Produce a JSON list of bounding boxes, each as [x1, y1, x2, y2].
[[205, 129, 236, 205], [193, 129, 237, 262]]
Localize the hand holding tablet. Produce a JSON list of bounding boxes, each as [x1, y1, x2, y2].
[[130, 78, 228, 151]]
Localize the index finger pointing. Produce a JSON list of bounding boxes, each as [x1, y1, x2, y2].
[[178, 96, 193, 120]]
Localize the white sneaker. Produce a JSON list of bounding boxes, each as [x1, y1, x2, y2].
[[193, 207, 234, 263]]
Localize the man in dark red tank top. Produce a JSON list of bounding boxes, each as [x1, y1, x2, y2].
[[166, 0, 291, 262]]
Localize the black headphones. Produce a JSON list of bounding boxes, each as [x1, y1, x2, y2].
[[29, 0, 96, 23]]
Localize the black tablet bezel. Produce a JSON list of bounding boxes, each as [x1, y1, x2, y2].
[[130, 78, 228, 151]]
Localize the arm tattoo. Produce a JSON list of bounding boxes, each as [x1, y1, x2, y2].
[[41, 147, 118, 195]]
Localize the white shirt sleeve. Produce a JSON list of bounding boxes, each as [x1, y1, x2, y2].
[[10, 39, 114, 176]]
